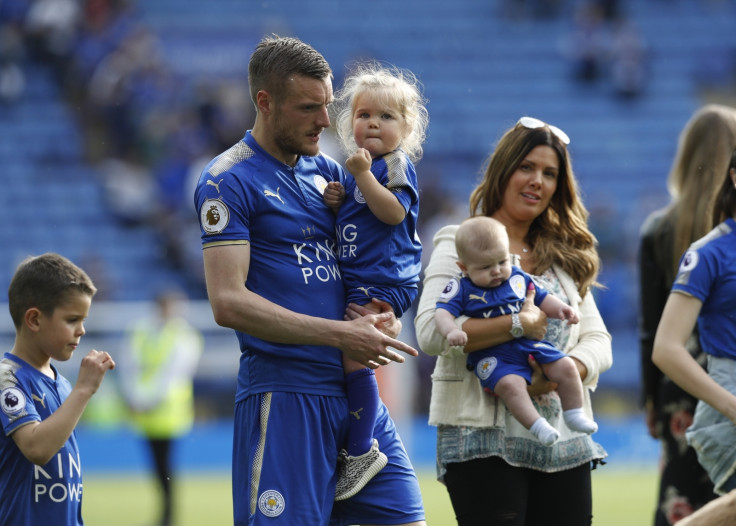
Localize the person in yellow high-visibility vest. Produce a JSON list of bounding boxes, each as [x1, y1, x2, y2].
[[118, 289, 203, 526]]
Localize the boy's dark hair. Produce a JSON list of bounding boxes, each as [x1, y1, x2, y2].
[[8, 253, 97, 328]]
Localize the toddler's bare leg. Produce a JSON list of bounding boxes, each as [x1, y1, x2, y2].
[[495, 374, 559, 445], [542, 356, 583, 410], [543, 357, 597, 434], [494, 374, 542, 428]]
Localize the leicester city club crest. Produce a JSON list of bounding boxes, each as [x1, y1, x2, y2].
[[258, 490, 285, 517], [509, 274, 526, 299], [477, 357, 498, 381]]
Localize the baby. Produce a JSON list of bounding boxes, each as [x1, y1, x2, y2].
[[435, 216, 597, 445]]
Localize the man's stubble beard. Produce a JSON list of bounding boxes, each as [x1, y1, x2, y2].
[[273, 108, 319, 159]]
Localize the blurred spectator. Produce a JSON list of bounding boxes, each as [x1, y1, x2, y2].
[[609, 16, 648, 99], [117, 289, 203, 526], [1, 0, 261, 293], [0, 25, 25, 104], [23, 0, 80, 81], [98, 156, 158, 226], [596, 0, 620, 21], [78, 250, 117, 300], [561, 1, 611, 84], [498, 0, 565, 20]]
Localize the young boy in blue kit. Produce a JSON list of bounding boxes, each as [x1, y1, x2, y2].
[[434, 216, 598, 446], [0, 253, 115, 525], [323, 61, 429, 500]]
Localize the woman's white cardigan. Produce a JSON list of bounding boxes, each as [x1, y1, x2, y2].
[[414, 225, 613, 427]]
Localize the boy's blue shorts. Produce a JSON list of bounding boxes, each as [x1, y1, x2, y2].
[[232, 391, 425, 525]]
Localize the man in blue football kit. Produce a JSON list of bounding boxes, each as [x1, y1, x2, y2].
[[194, 36, 426, 526]]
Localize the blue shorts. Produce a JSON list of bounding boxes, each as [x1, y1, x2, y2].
[[467, 338, 567, 391], [232, 392, 425, 525], [687, 355, 736, 495], [345, 284, 418, 318]]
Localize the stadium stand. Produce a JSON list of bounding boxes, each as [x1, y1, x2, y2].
[[2, 0, 736, 392]]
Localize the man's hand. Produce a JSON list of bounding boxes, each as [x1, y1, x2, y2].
[[341, 299, 417, 368], [345, 298, 402, 338]]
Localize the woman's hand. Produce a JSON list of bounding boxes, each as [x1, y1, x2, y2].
[[519, 285, 548, 340], [527, 355, 558, 397]]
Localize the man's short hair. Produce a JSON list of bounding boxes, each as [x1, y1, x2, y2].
[[248, 35, 332, 106]]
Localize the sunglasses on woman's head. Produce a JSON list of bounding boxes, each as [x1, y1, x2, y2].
[[517, 116, 570, 145]]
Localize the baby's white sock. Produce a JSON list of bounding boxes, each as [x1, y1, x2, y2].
[[563, 408, 598, 434], [530, 417, 559, 446]]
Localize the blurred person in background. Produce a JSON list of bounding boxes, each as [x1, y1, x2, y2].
[[117, 289, 203, 526], [639, 104, 736, 525], [194, 35, 425, 525], [652, 147, 736, 505], [414, 117, 612, 525]]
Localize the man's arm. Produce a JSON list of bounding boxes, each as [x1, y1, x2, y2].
[[203, 243, 417, 367]]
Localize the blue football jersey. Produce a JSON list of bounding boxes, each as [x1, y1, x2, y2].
[[336, 150, 422, 296], [0, 353, 84, 526], [194, 132, 350, 399], [671, 218, 736, 359], [436, 266, 548, 319]]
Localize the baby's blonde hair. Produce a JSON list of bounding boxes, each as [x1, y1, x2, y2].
[[334, 61, 429, 163], [455, 216, 508, 264]]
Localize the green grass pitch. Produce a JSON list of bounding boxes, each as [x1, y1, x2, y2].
[[82, 467, 658, 525]]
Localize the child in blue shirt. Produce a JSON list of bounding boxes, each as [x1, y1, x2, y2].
[[435, 216, 598, 445], [324, 61, 428, 500], [0, 253, 115, 525]]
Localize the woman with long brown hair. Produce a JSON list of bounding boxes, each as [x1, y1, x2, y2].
[[415, 117, 612, 525]]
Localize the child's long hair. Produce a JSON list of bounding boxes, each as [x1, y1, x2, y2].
[[334, 61, 429, 163]]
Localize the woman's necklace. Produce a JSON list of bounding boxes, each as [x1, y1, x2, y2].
[[512, 242, 530, 256]]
